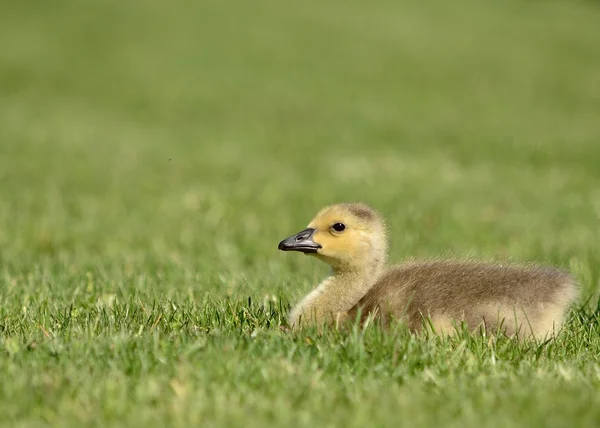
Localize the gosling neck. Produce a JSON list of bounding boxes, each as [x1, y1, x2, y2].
[[331, 247, 387, 280], [331, 257, 384, 295], [289, 251, 387, 327], [318, 253, 387, 313]]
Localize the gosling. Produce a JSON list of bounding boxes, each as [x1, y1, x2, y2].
[[278, 203, 578, 339]]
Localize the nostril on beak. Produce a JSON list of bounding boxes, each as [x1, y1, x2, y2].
[[278, 228, 319, 253]]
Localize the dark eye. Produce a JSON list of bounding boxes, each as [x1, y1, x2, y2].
[[332, 223, 346, 232]]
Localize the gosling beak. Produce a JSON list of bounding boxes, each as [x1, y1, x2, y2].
[[278, 228, 321, 253]]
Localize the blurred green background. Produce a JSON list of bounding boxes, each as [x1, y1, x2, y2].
[[1, 0, 600, 426]]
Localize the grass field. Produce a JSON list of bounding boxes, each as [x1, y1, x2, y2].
[[1, 0, 600, 426]]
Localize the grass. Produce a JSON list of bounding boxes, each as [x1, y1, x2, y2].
[[1, 0, 600, 426]]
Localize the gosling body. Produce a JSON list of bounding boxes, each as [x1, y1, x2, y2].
[[278, 203, 578, 339], [348, 260, 576, 337]]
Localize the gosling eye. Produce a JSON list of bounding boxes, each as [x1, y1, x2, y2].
[[331, 223, 346, 232]]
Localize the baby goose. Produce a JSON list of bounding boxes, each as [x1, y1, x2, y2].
[[278, 203, 578, 339]]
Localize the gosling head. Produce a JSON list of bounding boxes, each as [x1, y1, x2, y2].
[[278, 203, 387, 270]]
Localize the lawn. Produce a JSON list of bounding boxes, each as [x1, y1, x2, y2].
[[1, 0, 600, 426]]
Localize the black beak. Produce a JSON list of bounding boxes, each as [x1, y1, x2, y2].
[[278, 228, 321, 253]]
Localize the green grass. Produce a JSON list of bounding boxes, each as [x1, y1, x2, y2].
[[1, 0, 600, 426]]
